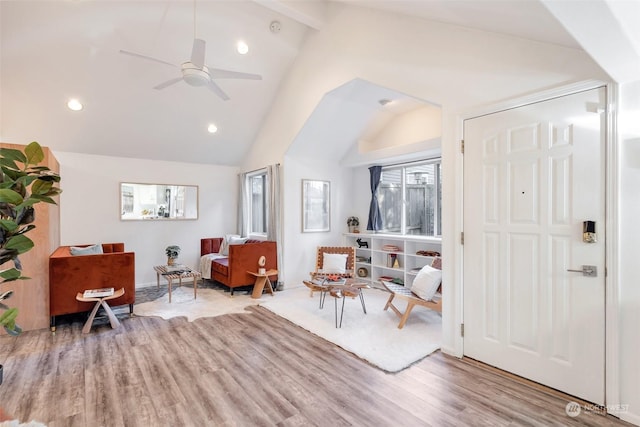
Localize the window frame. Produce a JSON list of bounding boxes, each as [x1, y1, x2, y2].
[[247, 169, 268, 237], [378, 158, 442, 237]]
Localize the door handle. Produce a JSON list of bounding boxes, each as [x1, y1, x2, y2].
[[567, 265, 597, 277]]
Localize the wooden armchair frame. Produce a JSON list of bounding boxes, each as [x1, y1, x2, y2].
[[382, 257, 442, 329], [304, 246, 356, 299]]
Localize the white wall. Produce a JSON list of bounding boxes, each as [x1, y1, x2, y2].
[[617, 80, 640, 425], [362, 105, 442, 152], [53, 151, 238, 287], [282, 153, 352, 287]]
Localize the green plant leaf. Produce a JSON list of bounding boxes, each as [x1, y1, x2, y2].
[[0, 148, 26, 164], [0, 267, 22, 281], [0, 188, 24, 205], [5, 234, 34, 254], [0, 158, 19, 170], [24, 142, 45, 166], [27, 194, 57, 204], [0, 248, 18, 265], [0, 219, 18, 232], [31, 179, 53, 195], [16, 225, 36, 235]]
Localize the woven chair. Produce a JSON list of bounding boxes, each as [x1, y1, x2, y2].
[[303, 246, 356, 306]]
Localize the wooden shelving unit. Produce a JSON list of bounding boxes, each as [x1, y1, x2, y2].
[[344, 233, 442, 289]]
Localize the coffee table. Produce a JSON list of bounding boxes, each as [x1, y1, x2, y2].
[[153, 265, 201, 303], [329, 283, 369, 328]]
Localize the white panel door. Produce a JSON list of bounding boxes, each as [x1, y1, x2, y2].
[[463, 87, 606, 404]]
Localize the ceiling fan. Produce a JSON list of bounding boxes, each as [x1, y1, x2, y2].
[[119, 2, 261, 101]]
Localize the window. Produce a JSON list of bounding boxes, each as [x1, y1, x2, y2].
[[248, 171, 268, 235], [377, 160, 441, 236]]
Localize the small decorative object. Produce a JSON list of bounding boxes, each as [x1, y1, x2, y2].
[[357, 267, 368, 277], [165, 245, 180, 265], [347, 216, 360, 233], [258, 255, 266, 275], [356, 238, 369, 248]]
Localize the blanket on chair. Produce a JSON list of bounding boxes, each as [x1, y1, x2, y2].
[[199, 253, 226, 279]]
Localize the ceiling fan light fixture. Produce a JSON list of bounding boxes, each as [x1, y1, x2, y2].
[[182, 63, 210, 87]]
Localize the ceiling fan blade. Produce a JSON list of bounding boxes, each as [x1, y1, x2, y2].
[[120, 50, 178, 69], [206, 80, 230, 101], [154, 77, 183, 90], [208, 67, 262, 80], [191, 38, 206, 69]]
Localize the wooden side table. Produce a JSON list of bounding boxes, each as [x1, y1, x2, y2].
[[75, 288, 125, 334], [247, 269, 277, 299], [153, 265, 201, 303]]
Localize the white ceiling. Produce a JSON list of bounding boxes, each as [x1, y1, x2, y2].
[[0, 0, 585, 166]]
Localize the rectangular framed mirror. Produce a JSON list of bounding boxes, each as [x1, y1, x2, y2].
[[120, 182, 198, 220], [302, 179, 330, 232]]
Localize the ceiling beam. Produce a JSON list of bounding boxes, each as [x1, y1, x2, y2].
[[252, 0, 327, 30], [541, 0, 640, 84]]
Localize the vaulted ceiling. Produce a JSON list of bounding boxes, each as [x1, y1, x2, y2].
[[1, 1, 636, 166]]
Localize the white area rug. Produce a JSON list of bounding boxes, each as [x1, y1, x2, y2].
[[260, 286, 442, 373], [134, 287, 265, 321]]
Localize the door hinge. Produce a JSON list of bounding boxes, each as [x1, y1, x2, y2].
[[460, 323, 465, 337], [461, 139, 464, 154], [461, 232, 464, 245]]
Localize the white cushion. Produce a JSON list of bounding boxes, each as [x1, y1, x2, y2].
[[223, 235, 248, 255], [410, 265, 442, 301], [70, 244, 103, 256], [322, 253, 348, 274], [219, 234, 238, 256]]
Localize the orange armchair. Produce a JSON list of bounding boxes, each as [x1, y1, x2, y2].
[[49, 243, 135, 331]]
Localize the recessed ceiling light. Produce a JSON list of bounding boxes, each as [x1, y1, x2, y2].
[[208, 124, 218, 134], [67, 98, 83, 111], [237, 41, 249, 55]]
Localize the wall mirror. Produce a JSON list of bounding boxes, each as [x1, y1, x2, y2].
[[120, 182, 198, 220], [302, 179, 330, 232]]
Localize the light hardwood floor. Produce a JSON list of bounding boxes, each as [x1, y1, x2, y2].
[[0, 303, 632, 427]]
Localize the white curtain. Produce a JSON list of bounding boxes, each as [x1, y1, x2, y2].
[[237, 172, 249, 237], [266, 164, 284, 287]]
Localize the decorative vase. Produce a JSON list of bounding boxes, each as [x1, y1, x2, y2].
[[167, 257, 175, 266]]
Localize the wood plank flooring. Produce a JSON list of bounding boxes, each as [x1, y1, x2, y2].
[[0, 304, 632, 426]]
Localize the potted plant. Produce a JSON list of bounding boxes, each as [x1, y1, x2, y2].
[[165, 245, 180, 265], [347, 216, 360, 233], [0, 141, 61, 384]]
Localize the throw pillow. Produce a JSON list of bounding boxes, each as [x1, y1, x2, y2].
[[219, 234, 238, 256], [322, 253, 348, 274], [222, 235, 248, 256], [70, 244, 104, 256], [410, 264, 442, 301]]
